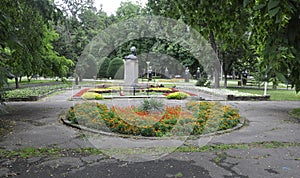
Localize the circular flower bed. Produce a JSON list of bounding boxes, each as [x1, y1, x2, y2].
[[66, 100, 240, 137]]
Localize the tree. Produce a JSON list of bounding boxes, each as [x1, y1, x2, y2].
[[54, 0, 112, 80], [147, 0, 251, 88], [116, 1, 143, 20], [0, 0, 70, 88], [245, 0, 300, 92]]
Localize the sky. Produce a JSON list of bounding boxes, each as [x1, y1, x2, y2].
[[94, 0, 148, 15]]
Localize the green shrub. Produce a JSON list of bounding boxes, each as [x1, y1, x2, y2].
[[83, 54, 98, 79], [138, 98, 164, 113], [107, 57, 124, 79], [196, 78, 211, 87], [82, 92, 103, 100], [98, 57, 110, 78], [4, 84, 70, 98], [166, 92, 189, 100]]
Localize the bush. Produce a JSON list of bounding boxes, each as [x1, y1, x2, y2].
[[138, 98, 164, 113], [82, 92, 103, 100], [107, 57, 124, 79], [196, 78, 211, 87], [98, 57, 110, 78], [166, 92, 189, 100], [4, 84, 70, 98], [83, 54, 98, 79]]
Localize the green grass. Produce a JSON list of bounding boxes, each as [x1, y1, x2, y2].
[[289, 108, 300, 120], [228, 88, 300, 101], [4, 84, 70, 98], [1, 142, 299, 159], [0, 147, 104, 159]]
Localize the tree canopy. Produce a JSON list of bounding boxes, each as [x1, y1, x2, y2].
[[147, 0, 300, 92], [1, 0, 299, 93], [0, 0, 73, 88]]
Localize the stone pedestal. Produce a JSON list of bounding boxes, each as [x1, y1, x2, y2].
[[124, 59, 138, 86]]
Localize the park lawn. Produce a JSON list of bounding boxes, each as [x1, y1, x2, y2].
[[225, 79, 289, 89], [228, 88, 300, 101]]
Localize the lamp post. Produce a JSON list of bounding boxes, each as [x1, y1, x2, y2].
[[142, 68, 145, 82]]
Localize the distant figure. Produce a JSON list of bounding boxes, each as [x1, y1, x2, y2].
[[185, 67, 190, 83], [241, 70, 248, 86], [196, 67, 201, 79]]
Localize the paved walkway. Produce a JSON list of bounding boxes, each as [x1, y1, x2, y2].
[[0, 89, 300, 177]]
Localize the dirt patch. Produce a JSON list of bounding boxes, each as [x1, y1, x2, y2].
[[0, 118, 15, 140]]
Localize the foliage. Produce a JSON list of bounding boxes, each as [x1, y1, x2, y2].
[[66, 101, 240, 137], [107, 57, 124, 79], [148, 87, 172, 92], [166, 92, 189, 100], [98, 57, 110, 78], [289, 108, 300, 120], [147, 0, 252, 88], [81, 54, 98, 79], [196, 78, 211, 87], [0, 0, 72, 89], [147, 0, 300, 92], [186, 102, 240, 134], [82, 92, 103, 100], [137, 99, 164, 113], [246, 0, 300, 92], [88, 87, 121, 93]]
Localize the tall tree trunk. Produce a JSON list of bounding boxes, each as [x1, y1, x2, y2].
[[224, 70, 228, 88], [209, 30, 220, 88], [15, 77, 19, 89], [223, 56, 227, 88]]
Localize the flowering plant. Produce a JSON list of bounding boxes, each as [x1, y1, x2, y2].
[[66, 101, 240, 137]]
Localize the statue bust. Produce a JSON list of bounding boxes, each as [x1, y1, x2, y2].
[[125, 46, 137, 60]]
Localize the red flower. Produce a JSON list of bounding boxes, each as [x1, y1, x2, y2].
[[73, 88, 90, 97]]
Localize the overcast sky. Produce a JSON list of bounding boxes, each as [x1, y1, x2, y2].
[[95, 0, 148, 15]]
